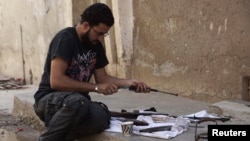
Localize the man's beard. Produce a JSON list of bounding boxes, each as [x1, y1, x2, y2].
[[80, 30, 98, 45]]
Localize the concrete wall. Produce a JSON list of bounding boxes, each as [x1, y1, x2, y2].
[[0, 0, 72, 84], [132, 0, 250, 102], [1, 0, 250, 102]]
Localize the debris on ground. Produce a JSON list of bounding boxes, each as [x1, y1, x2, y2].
[[0, 74, 24, 90], [0, 110, 40, 141]]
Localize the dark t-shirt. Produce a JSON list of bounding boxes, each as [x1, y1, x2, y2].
[[34, 27, 108, 102]]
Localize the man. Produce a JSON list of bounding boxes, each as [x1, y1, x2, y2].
[[33, 3, 150, 141]]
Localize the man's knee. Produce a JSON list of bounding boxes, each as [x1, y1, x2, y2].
[[44, 92, 90, 127], [33, 94, 52, 122], [63, 94, 91, 114], [89, 102, 111, 129], [64, 102, 111, 137]]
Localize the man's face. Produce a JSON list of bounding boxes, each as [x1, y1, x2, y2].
[[80, 23, 110, 45]]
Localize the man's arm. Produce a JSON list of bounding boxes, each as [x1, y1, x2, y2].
[[50, 57, 96, 92], [94, 67, 150, 93], [50, 57, 118, 95]]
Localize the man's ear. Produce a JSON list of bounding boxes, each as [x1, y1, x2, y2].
[[82, 22, 90, 31]]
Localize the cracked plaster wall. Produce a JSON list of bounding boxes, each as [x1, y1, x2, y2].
[[1, 0, 250, 102], [132, 0, 250, 102], [0, 0, 72, 85]]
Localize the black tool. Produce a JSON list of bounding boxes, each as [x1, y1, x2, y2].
[[186, 116, 231, 122], [118, 118, 149, 126], [129, 86, 178, 96], [110, 111, 169, 119], [139, 125, 172, 133]]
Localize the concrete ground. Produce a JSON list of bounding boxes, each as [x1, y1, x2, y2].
[[0, 85, 250, 141]]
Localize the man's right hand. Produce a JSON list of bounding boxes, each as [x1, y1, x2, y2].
[[95, 83, 118, 95]]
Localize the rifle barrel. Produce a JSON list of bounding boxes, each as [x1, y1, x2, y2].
[[110, 111, 169, 119], [128, 86, 178, 96]]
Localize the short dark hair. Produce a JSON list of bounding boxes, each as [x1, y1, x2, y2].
[[80, 3, 114, 27]]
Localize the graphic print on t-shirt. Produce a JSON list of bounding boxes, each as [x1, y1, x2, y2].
[[67, 50, 96, 82]]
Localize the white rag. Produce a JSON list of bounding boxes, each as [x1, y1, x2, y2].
[[105, 115, 190, 139], [182, 110, 219, 118], [105, 110, 219, 140]]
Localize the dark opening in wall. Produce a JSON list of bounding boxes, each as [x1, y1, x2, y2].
[[242, 76, 250, 101]]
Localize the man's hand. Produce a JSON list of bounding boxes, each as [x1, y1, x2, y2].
[[96, 83, 118, 95], [126, 79, 150, 93]]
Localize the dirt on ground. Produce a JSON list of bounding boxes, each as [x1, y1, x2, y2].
[[0, 74, 40, 140], [0, 110, 41, 141]]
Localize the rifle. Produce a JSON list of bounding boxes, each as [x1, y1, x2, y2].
[[186, 116, 231, 123], [110, 111, 170, 119], [111, 111, 171, 126], [117, 118, 149, 126], [128, 86, 178, 96], [139, 125, 172, 133]]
